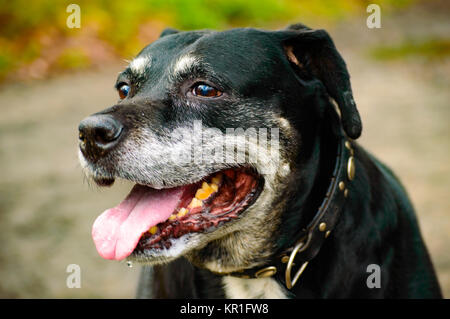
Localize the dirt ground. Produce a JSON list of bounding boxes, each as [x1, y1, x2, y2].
[[0, 9, 448, 298]]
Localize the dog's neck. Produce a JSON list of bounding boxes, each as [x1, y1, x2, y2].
[[277, 106, 341, 250], [187, 101, 352, 294], [216, 104, 355, 290]]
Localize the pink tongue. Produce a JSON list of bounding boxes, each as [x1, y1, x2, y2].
[[92, 184, 185, 260]]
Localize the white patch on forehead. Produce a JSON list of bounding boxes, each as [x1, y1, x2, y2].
[[173, 54, 199, 75], [130, 56, 150, 75]]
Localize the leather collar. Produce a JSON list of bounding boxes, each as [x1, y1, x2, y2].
[[212, 131, 356, 290]]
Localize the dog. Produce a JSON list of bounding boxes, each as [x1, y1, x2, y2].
[[78, 23, 442, 298]]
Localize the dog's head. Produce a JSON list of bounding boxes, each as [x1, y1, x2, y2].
[[78, 24, 361, 273]]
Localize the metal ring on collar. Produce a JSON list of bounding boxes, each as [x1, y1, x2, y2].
[[285, 240, 309, 289]]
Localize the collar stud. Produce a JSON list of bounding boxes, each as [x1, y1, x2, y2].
[[347, 156, 355, 180], [319, 222, 327, 232]]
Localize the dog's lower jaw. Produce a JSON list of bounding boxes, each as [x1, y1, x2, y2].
[[127, 233, 203, 265], [152, 158, 291, 272], [183, 178, 288, 274]]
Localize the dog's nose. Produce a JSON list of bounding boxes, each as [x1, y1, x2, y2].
[[78, 114, 123, 160]]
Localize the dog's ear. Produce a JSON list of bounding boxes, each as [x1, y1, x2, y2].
[[278, 24, 362, 139], [159, 27, 179, 38]]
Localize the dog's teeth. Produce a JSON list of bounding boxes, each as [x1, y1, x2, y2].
[[168, 214, 176, 221], [148, 226, 158, 235], [177, 207, 188, 218], [210, 174, 221, 191], [188, 198, 202, 209], [195, 182, 216, 200], [202, 181, 212, 190], [195, 189, 211, 200], [211, 173, 222, 185]]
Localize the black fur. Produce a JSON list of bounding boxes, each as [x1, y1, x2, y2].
[[145, 25, 441, 298], [143, 102, 442, 299], [79, 24, 442, 298]]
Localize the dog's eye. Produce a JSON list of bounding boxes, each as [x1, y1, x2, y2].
[[118, 84, 130, 99], [192, 83, 222, 98]]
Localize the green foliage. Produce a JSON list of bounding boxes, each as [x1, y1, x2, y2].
[[370, 39, 450, 61], [160, 0, 294, 29], [0, 0, 423, 81], [0, 52, 14, 76], [56, 48, 90, 70]]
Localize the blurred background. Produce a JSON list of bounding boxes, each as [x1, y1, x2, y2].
[[0, 0, 448, 298]]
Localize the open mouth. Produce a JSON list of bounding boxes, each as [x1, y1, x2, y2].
[[91, 167, 264, 260]]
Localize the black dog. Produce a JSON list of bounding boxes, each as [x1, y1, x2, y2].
[[78, 23, 442, 298]]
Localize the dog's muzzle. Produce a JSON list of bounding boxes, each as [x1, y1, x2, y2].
[[78, 114, 124, 162]]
